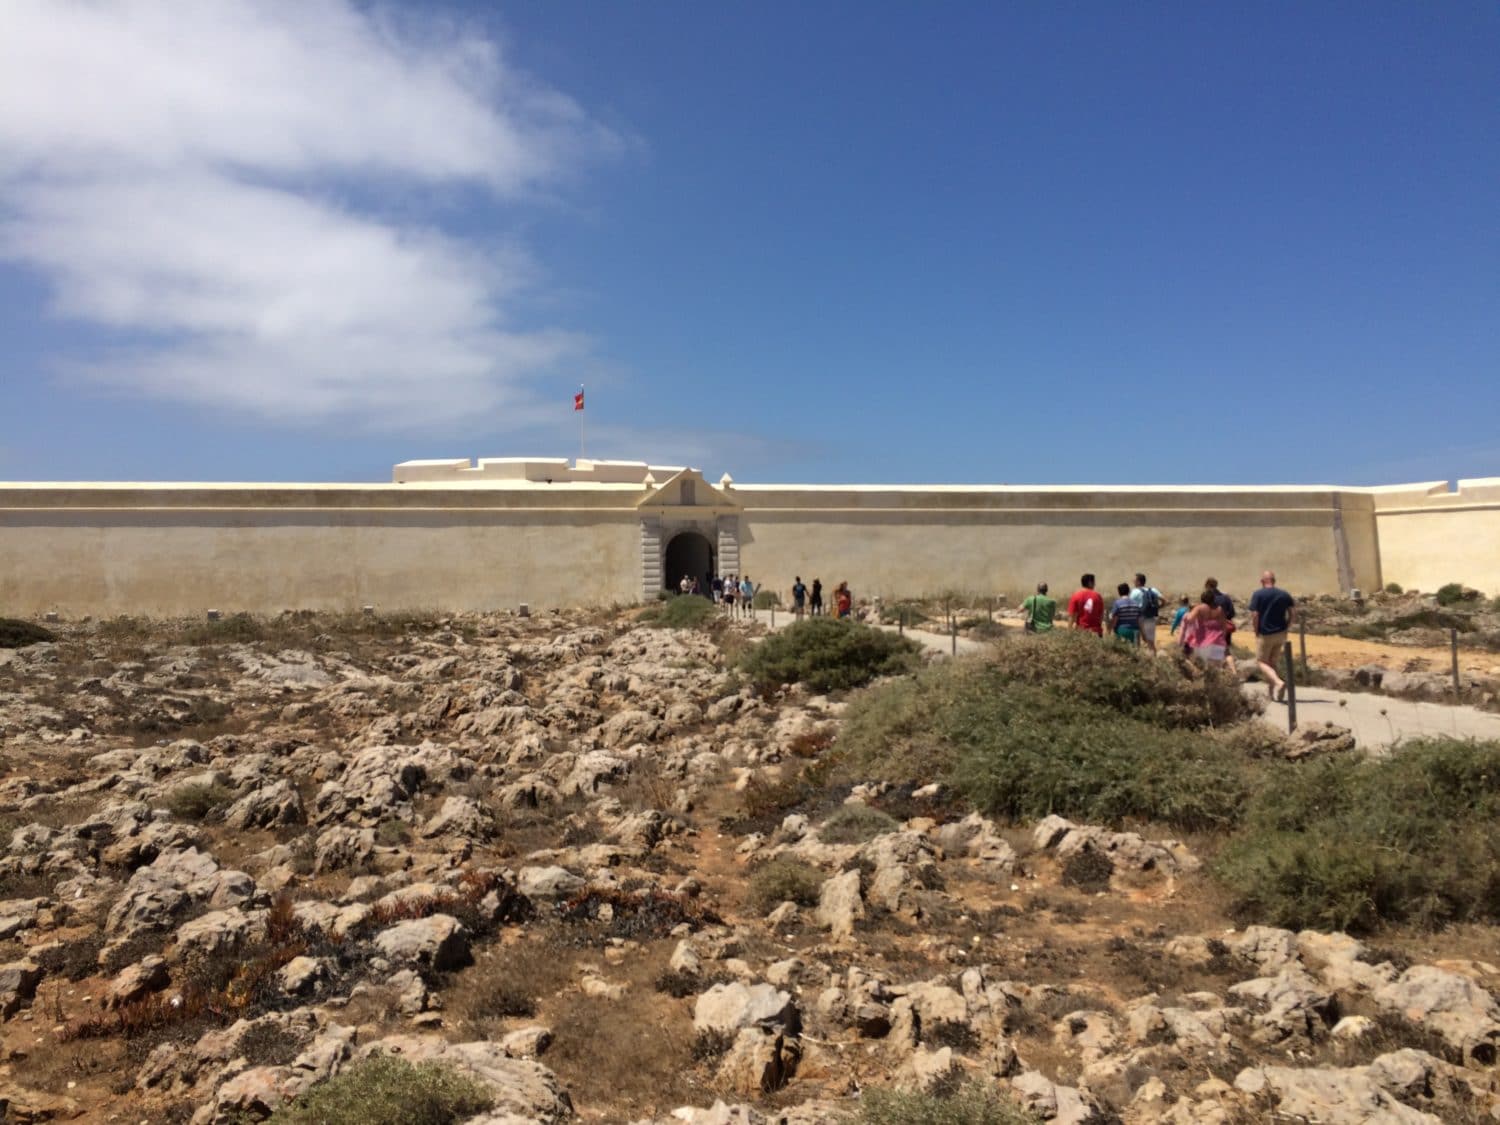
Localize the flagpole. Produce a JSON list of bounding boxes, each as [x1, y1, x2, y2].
[[578, 384, 585, 463]]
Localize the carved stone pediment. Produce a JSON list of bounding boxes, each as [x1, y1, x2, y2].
[[635, 469, 741, 515]]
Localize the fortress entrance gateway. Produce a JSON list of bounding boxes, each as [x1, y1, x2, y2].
[[635, 469, 743, 600], [663, 531, 713, 592]]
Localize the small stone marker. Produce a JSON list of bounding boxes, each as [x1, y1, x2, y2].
[[518, 603, 530, 618], [43, 612, 59, 623], [362, 605, 375, 616], [206, 609, 221, 621]]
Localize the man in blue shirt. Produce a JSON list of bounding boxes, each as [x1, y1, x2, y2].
[[1248, 570, 1296, 702], [1129, 572, 1164, 653]]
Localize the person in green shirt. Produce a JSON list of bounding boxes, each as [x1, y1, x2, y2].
[[1021, 582, 1057, 633]]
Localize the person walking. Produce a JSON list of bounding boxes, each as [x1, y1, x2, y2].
[[1067, 574, 1104, 635], [678, 574, 691, 596], [711, 574, 724, 604], [1169, 595, 1191, 636], [1179, 589, 1231, 665], [791, 575, 808, 619], [1204, 577, 1238, 672], [1130, 572, 1164, 653], [722, 574, 737, 617], [739, 575, 755, 619], [1021, 582, 1057, 633], [1249, 569, 1297, 702], [1108, 582, 1142, 644], [835, 581, 853, 618], [810, 578, 824, 616]]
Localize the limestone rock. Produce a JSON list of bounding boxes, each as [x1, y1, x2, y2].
[[313, 826, 376, 874], [361, 1036, 573, 1123], [1234, 1064, 1439, 1124], [223, 779, 304, 829], [104, 955, 170, 1008], [694, 982, 800, 1036], [717, 1027, 800, 1095], [517, 865, 584, 902], [1374, 964, 1500, 1063], [815, 869, 863, 939], [372, 914, 473, 972], [420, 795, 493, 840], [0, 960, 42, 1019]]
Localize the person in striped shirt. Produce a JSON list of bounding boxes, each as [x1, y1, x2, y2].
[[1108, 582, 1142, 645]]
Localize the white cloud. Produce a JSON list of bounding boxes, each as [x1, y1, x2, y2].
[[0, 0, 615, 427]]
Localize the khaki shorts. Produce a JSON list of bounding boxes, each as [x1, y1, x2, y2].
[[1256, 632, 1288, 666]]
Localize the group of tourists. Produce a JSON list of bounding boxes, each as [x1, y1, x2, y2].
[[1020, 569, 1298, 702], [789, 577, 851, 619]]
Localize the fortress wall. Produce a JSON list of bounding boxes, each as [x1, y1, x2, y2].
[[0, 485, 641, 615], [735, 486, 1382, 603], [1371, 479, 1500, 594], [8, 473, 1497, 617]]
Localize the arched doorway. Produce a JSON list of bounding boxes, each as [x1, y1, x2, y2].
[[663, 530, 714, 593]]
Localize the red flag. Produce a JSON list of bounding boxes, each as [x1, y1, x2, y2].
[[573, 389, 584, 411]]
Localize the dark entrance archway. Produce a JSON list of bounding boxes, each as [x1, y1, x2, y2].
[[663, 531, 714, 593]]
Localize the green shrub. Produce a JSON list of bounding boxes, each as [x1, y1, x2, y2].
[[182, 612, 267, 645], [752, 588, 782, 609], [0, 619, 55, 648], [1435, 582, 1473, 607], [746, 858, 824, 914], [639, 595, 717, 629], [1214, 739, 1500, 933], [841, 650, 1254, 832], [1384, 582, 1404, 595], [819, 804, 900, 844], [268, 1055, 492, 1125], [982, 630, 1253, 730], [737, 618, 920, 694], [166, 783, 235, 822], [857, 1082, 1039, 1125]]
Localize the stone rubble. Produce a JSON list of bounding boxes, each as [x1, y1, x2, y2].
[[0, 608, 1495, 1123]]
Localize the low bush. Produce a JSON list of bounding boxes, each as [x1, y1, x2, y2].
[[752, 588, 782, 609], [0, 618, 55, 648], [1214, 738, 1500, 933], [818, 804, 899, 844], [1384, 582, 1404, 595], [737, 618, 920, 695], [842, 655, 1253, 831], [268, 1055, 492, 1125], [982, 630, 1253, 730], [746, 858, 824, 914], [857, 1082, 1039, 1125], [639, 595, 717, 629], [165, 783, 235, 822], [1435, 582, 1473, 607]]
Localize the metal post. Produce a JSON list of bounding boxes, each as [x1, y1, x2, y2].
[[770, 605, 775, 629], [950, 616, 957, 656], [1298, 615, 1307, 674], [1284, 643, 1298, 732], [1452, 628, 1461, 697], [898, 608, 904, 636]]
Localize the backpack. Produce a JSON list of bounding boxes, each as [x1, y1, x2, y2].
[[1141, 587, 1161, 617]]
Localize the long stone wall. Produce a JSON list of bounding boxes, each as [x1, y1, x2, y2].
[[1370, 479, 1500, 595], [0, 484, 641, 616], [735, 485, 1382, 606], [1, 470, 1496, 617]]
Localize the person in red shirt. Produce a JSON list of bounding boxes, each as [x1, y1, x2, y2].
[[1067, 573, 1105, 635]]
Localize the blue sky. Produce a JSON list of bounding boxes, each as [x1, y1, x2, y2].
[[2, 1, 1496, 485]]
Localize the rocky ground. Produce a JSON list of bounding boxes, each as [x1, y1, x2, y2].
[[0, 610, 1497, 1123]]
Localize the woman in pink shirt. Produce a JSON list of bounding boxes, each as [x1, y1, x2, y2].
[[1179, 589, 1230, 665]]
